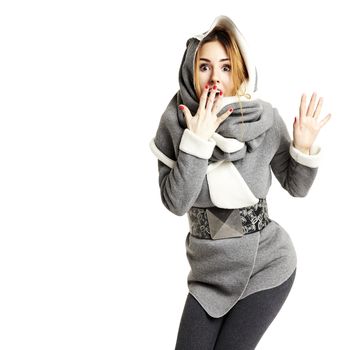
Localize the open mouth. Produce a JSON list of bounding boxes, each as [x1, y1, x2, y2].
[[207, 89, 222, 98]]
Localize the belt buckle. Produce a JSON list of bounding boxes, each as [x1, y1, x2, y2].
[[206, 207, 244, 240]]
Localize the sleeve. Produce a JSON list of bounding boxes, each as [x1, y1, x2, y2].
[[150, 128, 216, 216], [270, 108, 321, 197]]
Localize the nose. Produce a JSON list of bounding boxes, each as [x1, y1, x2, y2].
[[209, 67, 220, 86]]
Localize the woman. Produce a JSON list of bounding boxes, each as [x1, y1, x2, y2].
[[149, 15, 331, 350]]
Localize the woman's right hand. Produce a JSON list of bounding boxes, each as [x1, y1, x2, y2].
[[179, 85, 233, 140]]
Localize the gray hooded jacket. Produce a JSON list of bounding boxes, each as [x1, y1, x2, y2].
[[149, 15, 321, 318]]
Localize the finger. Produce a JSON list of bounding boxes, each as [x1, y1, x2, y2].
[[306, 92, 317, 117], [206, 85, 218, 112], [299, 93, 306, 124], [198, 84, 209, 115], [313, 97, 323, 120], [296, 116, 301, 130], [179, 104, 193, 127], [216, 107, 233, 126], [319, 113, 332, 128], [212, 90, 224, 114], [294, 115, 301, 130]]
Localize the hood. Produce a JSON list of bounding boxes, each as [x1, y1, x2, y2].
[[151, 15, 275, 167], [178, 15, 259, 116]]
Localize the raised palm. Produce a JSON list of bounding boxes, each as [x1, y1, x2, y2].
[[293, 92, 331, 153]]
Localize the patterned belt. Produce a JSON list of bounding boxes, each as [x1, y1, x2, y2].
[[187, 198, 271, 240]]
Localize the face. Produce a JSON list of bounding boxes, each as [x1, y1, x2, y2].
[[196, 40, 234, 99]]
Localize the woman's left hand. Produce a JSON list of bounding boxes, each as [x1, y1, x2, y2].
[[293, 92, 332, 154]]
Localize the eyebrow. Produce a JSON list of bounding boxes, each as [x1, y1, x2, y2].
[[199, 58, 230, 62]]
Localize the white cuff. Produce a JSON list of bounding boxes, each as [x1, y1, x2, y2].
[[149, 138, 176, 169], [179, 129, 216, 159], [210, 132, 245, 153], [289, 141, 321, 168]]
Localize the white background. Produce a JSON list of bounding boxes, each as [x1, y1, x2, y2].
[[0, 0, 348, 349]]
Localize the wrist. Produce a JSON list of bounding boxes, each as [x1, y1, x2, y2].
[[296, 147, 310, 155], [190, 129, 211, 141], [293, 142, 310, 155], [179, 129, 216, 159]]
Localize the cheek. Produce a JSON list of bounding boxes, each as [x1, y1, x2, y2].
[[223, 74, 233, 85], [198, 74, 208, 86], [198, 80, 209, 97]]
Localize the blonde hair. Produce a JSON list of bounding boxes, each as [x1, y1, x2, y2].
[[193, 28, 249, 99]]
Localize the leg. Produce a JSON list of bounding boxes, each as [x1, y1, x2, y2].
[[214, 268, 297, 350], [175, 293, 225, 350]]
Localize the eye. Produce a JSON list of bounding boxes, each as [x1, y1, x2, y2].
[[199, 64, 209, 72], [223, 65, 231, 72]]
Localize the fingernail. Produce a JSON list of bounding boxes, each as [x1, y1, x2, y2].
[[213, 85, 217, 90], [205, 84, 209, 89], [229, 108, 233, 112], [179, 105, 184, 110], [219, 91, 223, 96]]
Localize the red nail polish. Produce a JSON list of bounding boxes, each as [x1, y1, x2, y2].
[[229, 108, 233, 112], [179, 105, 185, 110], [213, 85, 217, 90], [219, 91, 223, 96], [205, 84, 209, 89]]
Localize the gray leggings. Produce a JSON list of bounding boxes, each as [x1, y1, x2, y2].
[[175, 268, 296, 350]]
